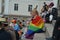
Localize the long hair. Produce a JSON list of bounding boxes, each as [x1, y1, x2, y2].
[[32, 8, 39, 15]]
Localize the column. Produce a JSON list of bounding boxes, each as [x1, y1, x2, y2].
[[4, 0, 9, 15], [0, 0, 2, 14]]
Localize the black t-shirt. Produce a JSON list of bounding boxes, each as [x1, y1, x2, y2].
[[0, 28, 12, 40]]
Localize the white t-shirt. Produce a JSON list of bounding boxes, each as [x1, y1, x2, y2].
[[49, 15, 53, 21]]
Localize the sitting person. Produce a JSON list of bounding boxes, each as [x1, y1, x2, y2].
[[25, 8, 44, 40]]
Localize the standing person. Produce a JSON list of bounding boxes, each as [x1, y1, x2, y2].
[[43, 2, 48, 12], [47, 2, 54, 23], [19, 22, 23, 29], [52, 17, 60, 40], [3, 22, 16, 40], [52, 7, 58, 20], [0, 18, 14, 40], [12, 20, 21, 35], [11, 20, 22, 40], [22, 20, 26, 27], [9, 21, 14, 29], [19, 21, 26, 39], [0, 22, 12, 40], [48, 2, 54, 14], [25, 9, 44, 40], [41, 2, 49, 22]]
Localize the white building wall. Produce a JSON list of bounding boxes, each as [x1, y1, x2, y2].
[[4, 0, 58, 16], [4, 0, 9, 15], [53, 0, 58, 7], [0, 0, 2, 14]]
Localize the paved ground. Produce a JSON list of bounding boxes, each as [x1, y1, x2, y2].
[[33, 23, 54, 40]]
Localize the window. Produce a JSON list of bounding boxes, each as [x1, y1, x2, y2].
[[28, 5, 32, 12], [14, 4, 18, 11]]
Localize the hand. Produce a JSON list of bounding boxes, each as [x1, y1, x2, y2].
[[18, 30, 22, 36]]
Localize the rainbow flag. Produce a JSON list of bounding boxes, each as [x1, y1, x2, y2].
[[25, 16, 44, 39]]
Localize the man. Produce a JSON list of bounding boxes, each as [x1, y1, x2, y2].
[[52, 17, 60, 40], [0, 21, 12, 40], [46, 2, 54, 23], [0, 17, 17, 40], [41, 2, 48, 22]]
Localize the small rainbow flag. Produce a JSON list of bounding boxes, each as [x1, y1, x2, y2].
[[25, 16, 44, 39]]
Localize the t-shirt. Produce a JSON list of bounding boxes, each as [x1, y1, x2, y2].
[[14, 24, 20, 32], [49, 15, 53, 21]]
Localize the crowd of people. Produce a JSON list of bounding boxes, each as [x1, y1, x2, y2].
[[0, 2, 60, 40], [41, 2, 58, 23], [0, 18, 27, 40], [0, 7, 45, 40], [41, 2, 60, 40]]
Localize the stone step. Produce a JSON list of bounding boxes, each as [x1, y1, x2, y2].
[[33, 33, 46, 40], [45, 24, 54, 37]]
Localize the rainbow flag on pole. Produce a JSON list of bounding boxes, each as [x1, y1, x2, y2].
[[25, 16, 44, 39]]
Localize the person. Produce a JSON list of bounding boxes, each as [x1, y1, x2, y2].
[[11, 20, 22, 40], [41, 2, 49, 22], [52, 6, 58, 20], [52, 17, 60, 40], [19, 21, 24, 37], [9, 20, 14, 30], [19, 22, 23, 29], [41, 2, 48, 13], [25, 8, 44, 40], [0, 22, 12, 40], [19, 21, 27, 39], [0, 18, 16, 40], [3, 22, 16, 40], [45, 2, 54, 23], [22, 20, 26, 27], [48, 2, 54, 14], [43, 2, 48, 12]]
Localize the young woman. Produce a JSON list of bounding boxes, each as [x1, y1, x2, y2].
[[25, 9, 44, 40]]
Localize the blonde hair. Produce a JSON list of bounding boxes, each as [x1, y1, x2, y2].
[[32, 8, 39, 15]]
